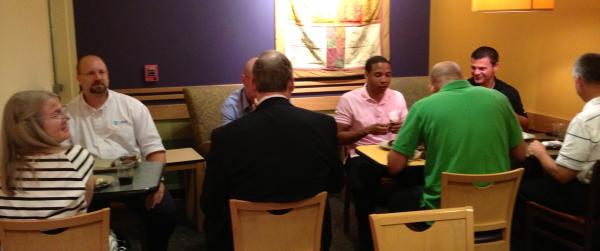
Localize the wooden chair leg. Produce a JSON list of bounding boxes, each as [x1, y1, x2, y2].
[[184, 171, 194, 221], [195, 162, 206, 233]]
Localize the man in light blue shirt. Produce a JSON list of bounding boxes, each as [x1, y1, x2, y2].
[[221, 57, 257, 125]]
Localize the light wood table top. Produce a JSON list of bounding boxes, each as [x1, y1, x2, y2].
[[166, 148, 204, 164], [356, 145, 425, 167]]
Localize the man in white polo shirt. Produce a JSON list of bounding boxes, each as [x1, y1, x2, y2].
[[523, 53, 600, 215], [66, 55, 176, 251]]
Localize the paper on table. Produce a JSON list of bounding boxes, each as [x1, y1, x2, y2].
[[522, 132, 535, 140]]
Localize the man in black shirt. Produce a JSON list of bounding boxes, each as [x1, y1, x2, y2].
[[469, 46, 529, 129]]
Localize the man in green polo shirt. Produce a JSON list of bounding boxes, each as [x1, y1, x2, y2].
[[387, 61, 526, 210]]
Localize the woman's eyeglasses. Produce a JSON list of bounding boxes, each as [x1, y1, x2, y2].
[[47, 107, 70, 120]]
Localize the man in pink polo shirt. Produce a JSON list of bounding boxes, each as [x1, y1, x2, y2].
[[335, 55, 408, 251]]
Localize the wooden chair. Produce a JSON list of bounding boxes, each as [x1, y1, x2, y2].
[[525, 161, 600, 251], [369, 206, 475, 251], [0, 208, 110, 251], [229, 192, 327, 251], [441, 168, 524, 251]]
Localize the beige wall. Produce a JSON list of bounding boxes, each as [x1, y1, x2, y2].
[[0, 0, 54, 117], [430, 0, 600, 120]]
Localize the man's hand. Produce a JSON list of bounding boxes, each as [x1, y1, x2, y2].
[[527, 140, 547, 158], [389, 121, 402, 134], [365, 123, 390, 135], [145, 182, 165, 209]]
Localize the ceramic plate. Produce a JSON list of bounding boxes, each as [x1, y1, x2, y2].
[[94, 175, 114, 190]]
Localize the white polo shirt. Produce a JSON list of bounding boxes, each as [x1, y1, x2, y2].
[[66, 90, 165, 160], [556, 96, 600, 184]]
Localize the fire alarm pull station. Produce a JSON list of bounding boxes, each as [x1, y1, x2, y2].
[[144, 64, 159, 82]]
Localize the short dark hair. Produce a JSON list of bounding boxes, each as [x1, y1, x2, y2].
[[365, 56, 390, 73], [471, 46, 499, 65], [574, 53, 600, 83], [253, 50, 293, 93]]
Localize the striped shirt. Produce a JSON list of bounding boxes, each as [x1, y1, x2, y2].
[[556, 96, 600, 184], [0, 145, 94, 219]]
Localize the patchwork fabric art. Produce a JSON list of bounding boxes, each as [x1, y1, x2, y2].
[[276, 0, 390, 78]]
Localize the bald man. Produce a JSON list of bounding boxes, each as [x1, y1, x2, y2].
[[67, 55, 176, 251], [221, 57, 258, 125], [387, 61, 526, 211]]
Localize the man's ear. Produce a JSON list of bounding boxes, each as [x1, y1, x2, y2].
[[249, 78, 258, 92], [492, 62, 500, 73], [575, 75, 585, 89], [287, 79, 295, 94]]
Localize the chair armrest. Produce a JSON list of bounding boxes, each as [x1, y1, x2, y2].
[[526, 201, 585, 225]]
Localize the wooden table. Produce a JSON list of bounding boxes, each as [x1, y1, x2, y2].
[[355, 144, 425, 167], [165, 148, 206, 232], [356, 132, 561, 168]]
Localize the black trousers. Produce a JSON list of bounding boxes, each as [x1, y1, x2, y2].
[[346, 156, 423, 251], [90, 190, 177, 251], [512, 158, 589, 250]]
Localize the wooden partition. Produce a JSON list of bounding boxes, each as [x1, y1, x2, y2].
[[115, 78, 366, 121], [115, 79, 569, 135], [528, 113, 571, 133]]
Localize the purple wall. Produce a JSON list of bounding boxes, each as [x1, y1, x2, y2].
[[74, 0, 429, 89]]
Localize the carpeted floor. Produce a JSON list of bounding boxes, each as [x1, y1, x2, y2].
[[111, 191, 359, 251]]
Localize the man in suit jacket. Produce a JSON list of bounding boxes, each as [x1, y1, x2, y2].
[[201, 50, 344, 251]]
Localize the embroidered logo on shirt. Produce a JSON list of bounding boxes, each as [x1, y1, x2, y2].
[[112, 120, 128, 126]]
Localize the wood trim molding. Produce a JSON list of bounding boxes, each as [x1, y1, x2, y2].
[[528, 112, 571, 133]]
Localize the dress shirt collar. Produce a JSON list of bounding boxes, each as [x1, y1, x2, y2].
[[80, 90, 113, 112], [359, 84, 392, 104], [256, 93, 288, 106], [584, 96, 600, 111], [239, 87, 252, 112]]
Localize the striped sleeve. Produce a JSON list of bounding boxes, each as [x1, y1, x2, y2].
[[0, 145, 94, 219]]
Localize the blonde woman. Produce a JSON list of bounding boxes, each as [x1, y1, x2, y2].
[[0, 90, 127, 250], [0, 90, 95, 219]]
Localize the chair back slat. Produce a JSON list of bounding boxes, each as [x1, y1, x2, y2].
[[0, 208, 110, 251], [441, 168, 524, 250], [229, 192, 327, 251], [584, 161, 600, 250], [369, 206, 475, 251]]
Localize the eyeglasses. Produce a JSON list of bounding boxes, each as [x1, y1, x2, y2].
[[46, 107, 70, 120]]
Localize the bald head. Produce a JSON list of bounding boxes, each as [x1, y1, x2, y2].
[[243, 57, 258, 77], [430, 61, 463, 91], [77, 55, 105, 75], [76, 54, 110, 102], [253, 50, 293, 93]]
